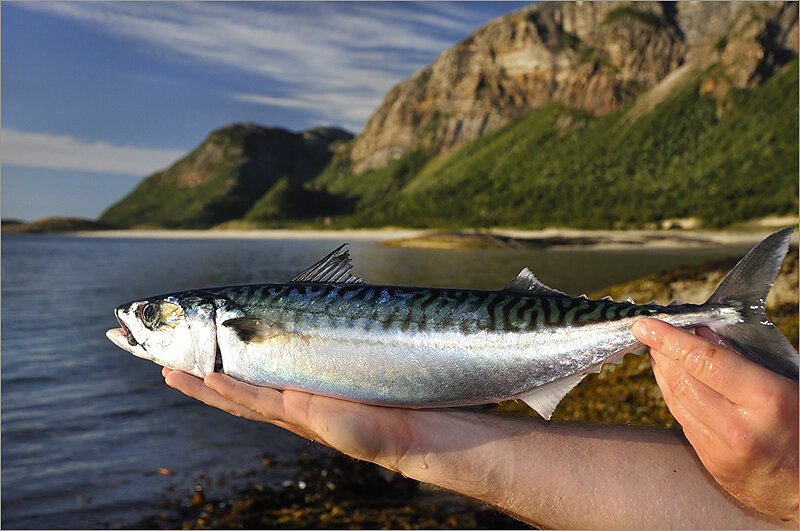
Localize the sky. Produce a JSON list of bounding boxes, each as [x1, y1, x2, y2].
[[1, 1, 531, 222]]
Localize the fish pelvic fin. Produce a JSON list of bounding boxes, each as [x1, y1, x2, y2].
[[705, 227, 798, 381], [517, 373, 586, 420]]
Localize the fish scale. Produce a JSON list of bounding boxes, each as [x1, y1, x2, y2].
[[108, 230, 799, 420], [213, 284, 656, 335]]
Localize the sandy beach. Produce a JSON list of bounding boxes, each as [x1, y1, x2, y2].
[[490, 226, 800, 249], [73, 225, 799, 250], [73, 228, 428, 241]]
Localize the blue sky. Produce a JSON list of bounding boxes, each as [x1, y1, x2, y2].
[[2, 1, 531, 222]]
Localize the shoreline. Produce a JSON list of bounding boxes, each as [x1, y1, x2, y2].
[[71, 228, 428, 241], [68, 226, 800, 250]]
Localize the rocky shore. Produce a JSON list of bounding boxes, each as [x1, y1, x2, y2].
[[127, 452, 530, 530], [126, 247, 798, 529], [381, 227, 799, 250]]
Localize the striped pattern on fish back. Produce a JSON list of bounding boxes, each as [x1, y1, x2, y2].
[[209, 283, 664, 334]]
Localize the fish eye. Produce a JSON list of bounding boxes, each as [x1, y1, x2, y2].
[[141, 302, 160, 327]]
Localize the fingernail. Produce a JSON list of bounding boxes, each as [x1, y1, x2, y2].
[[633, 320, 649, 340], [204, 373, 222, 389], [684, 350, 702, 373]]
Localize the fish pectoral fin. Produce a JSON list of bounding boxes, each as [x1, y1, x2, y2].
[[222, 317, 286, 343], [517, 373, 587, 420]]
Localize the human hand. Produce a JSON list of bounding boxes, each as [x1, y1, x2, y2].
[[163, 369, 550, 524], [162, 368, 431, 472], [633, 318, 799, 523]]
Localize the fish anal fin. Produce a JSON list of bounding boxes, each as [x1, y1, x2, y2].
[[504, 267, 568, 297], [626, 345, 647, 358], [291, 244, 364, 284], [517, 373, 586, 420]]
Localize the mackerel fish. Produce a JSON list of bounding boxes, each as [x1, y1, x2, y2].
[[107, 227, 798, 419]]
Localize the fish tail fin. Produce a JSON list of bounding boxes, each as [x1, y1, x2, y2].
[[704, 227, 798, 380]]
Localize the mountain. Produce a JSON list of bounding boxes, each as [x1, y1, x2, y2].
[[347, 1, 797, 173], [99, 124, 352, 229], [99, 1, 798, 231], [311, 1, 797, 229], [338, 59, 797, 229]]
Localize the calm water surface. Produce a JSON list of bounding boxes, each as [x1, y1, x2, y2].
[[1, 234, 754, 528]]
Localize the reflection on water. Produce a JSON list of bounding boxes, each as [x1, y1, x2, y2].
[[0, 234, 754, 528]]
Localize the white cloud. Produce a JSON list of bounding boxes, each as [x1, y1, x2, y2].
[[232, 91, 383, 126], [18, 2, 466, 77], [1, 129, 185, 176], [16, 2, 495, 127]]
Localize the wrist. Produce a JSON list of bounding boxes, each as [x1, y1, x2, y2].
[[388, 410, 533, 514]]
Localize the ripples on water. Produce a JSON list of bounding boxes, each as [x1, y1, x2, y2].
[[1, 234, 753, 528]]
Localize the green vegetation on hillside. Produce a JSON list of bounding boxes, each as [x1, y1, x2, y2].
[[1, 217, 111, 233], [313, 146, 432, 209], [101, 148, 247, 229], [603, 6, 666, 29], [99, 125, 351, 229], [324, 60, 797, 229], [243, 177, 352, 224]]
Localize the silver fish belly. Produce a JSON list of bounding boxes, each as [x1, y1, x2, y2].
[[107, 228, 799, 419]]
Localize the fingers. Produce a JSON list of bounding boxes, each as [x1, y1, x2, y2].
[[163, 369, 271, 423], [634, 319, 798, 470], [633, 319, 766, 406], [203, 373, 329, 442], [647, 341, 727, 451], [203, 373, 284, 420], [634, 319, 749, 456], [203, 374, 418, 463], [162, 368, 324, 440]]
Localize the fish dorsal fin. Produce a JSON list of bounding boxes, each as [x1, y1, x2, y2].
[[668, 299, 686, 306], [625, 297, 634, 304], [601, 295, 613, 301], [517, 373, 586, 420], [291, 244, 364, 284], [503, 267, 568, 297], [579, 293, 588, 299]]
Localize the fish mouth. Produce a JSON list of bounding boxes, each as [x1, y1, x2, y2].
[[110, 308, 139, 347], [119, 318, 138, 346]]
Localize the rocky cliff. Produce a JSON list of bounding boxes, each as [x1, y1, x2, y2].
[[350, 1, 798, 173], [99, 124, 352, 229]]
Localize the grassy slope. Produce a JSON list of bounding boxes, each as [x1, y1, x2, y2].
[[99, 133, 248, 229], [328, 60, 797, 229], [313, 145, 432, 209]]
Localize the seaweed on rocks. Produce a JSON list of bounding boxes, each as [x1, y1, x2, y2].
[[130, 452, 531, 530]]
